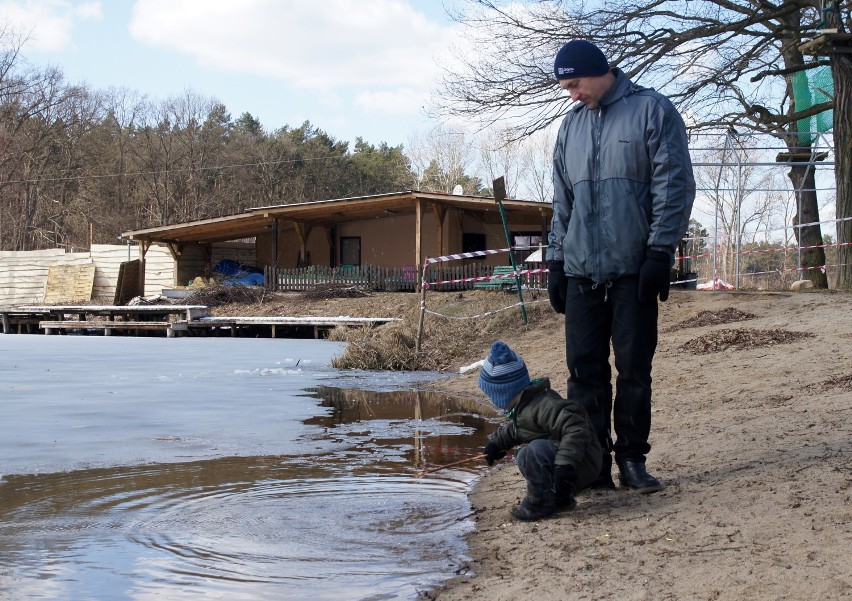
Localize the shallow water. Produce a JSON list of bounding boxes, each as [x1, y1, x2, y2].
[[0, 336, 498, 600]]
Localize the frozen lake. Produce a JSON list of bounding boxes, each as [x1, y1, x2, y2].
[[0, 335, 496, 600]]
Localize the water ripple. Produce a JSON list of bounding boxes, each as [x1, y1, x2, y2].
[[0, 455, 479, 600]]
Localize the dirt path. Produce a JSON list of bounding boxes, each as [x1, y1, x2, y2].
[[425, 290, 852, 601]]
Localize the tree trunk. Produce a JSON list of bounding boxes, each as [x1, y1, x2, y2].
[[833, 52, 852, 291], [787, 164, 828, 288]]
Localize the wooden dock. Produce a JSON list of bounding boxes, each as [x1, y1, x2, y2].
[[1, 304, 399, 339], [189, 316, 400, 339]]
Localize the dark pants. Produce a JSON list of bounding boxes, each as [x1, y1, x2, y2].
[[516, 439, 559, 507], [563, 276, 658, 462]]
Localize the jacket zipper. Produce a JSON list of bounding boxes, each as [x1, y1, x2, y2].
[[592, 106, 603, 283]]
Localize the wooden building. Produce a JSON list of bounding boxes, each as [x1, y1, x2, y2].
[[121, 190, 553, 291]]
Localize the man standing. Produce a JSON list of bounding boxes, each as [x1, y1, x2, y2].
[[546, 40, 695, 493]]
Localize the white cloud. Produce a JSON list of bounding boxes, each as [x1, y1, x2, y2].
[[128, 0, 459, 99], [74, 1, 102, 19], [355, 87, 425, 116], [0, 1, 71, 51], [0, 1, 102, 52]]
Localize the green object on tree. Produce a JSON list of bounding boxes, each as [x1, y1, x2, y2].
[[791, 66, 834, 146]]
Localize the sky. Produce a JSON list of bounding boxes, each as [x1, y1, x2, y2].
[[0, 0, 469, 148]]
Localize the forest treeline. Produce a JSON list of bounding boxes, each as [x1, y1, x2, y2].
[[0, 47, 487, 252]]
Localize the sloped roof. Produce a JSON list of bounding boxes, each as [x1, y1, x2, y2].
[[121, 190, 551, 245]]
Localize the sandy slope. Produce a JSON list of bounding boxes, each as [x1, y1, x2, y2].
[[424, 290, 852, 601]]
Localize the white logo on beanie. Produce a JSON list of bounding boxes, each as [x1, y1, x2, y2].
[[557, 67, 575, 75]]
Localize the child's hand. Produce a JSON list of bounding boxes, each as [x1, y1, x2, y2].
[[554, 464, 577, 496], [484, 442, 507, 466]]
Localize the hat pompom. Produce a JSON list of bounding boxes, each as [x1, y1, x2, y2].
[[489, 341, 513, 364], [478, 341, 530, 409]]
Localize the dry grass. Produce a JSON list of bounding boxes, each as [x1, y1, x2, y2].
[[203, 288, 552, 372], [300, 283, 372, 300], [329, 321, 420, 370], [182, 284, 269, 307], [329, 290, 552, 372]]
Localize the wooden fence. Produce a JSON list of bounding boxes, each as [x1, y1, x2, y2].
[[0, 244, 174, 305], [265, 263, 548, 292]]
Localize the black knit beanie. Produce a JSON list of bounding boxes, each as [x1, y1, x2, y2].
[[554, 40, 610, 80]]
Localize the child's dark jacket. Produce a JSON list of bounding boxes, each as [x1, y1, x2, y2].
[[487, 378, 602, 490]]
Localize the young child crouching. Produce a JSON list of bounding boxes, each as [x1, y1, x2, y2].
[[478, 341, 602, 521]]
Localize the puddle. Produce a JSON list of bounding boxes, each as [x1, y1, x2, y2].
[[0, 336, 502, 601], [304, 385, 497, 472]]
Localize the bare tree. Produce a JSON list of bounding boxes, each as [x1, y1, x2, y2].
[[434, 0, 851, 288], [477, 127, 524, 197], [518, 128, 555, 203], [86, 87, 148, 237], [406, 126, 478, 193], [693, 136, 784, 285]]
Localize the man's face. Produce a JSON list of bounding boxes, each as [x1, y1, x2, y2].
[[558, 73, 613, 109]]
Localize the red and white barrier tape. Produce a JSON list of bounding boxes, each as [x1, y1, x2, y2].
[[422, 267, 547, 289], [424, 248, 513, 265], [676, 240, 852, 263]]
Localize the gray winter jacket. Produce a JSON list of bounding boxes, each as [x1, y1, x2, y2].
[[547, 69, 695, 284]]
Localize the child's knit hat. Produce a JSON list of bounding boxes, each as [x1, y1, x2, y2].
[[478, 341, 531, 409]]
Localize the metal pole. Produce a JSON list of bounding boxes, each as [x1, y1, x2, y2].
[[493, 177, 528, 325], [736, 162, 742, 289], [415, 260, 428, 354]]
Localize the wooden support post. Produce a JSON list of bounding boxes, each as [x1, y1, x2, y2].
[[433, 204, 446, 260], [415, 199, 423, 289], [323, 226, 334, 267], [272, 218, 280, 288], [138, 240, 151, 295], [201, 243, 212, 279], [293, 222, 312, 267]]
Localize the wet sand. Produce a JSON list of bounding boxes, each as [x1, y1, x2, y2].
[[426, 290, 852, 601]]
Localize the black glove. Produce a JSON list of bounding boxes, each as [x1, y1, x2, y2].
[[553, 464, 576, 497], [547, 261, 567, 314], [638, 249, 672, 303], [484, 442, 507, 466]]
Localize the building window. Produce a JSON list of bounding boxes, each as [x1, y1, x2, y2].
[[512, 233, 543, 262], [462, 233, 486, 254], [340, 236, 361, 266]]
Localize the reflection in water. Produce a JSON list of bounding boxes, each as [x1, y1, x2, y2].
[[0, 387, 501, 601], [305, 385, 499, 472]]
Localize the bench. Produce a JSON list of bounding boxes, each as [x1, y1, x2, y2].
[[473, 265, 519, 290]]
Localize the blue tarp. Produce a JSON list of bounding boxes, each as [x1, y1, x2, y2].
[[212, 259, 265, 286]]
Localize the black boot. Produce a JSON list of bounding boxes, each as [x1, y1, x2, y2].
[[555, 494, 577, 512], [587, 454, 616, 490], [510, 497, 555, 521], [617, 459, 664, 493]]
